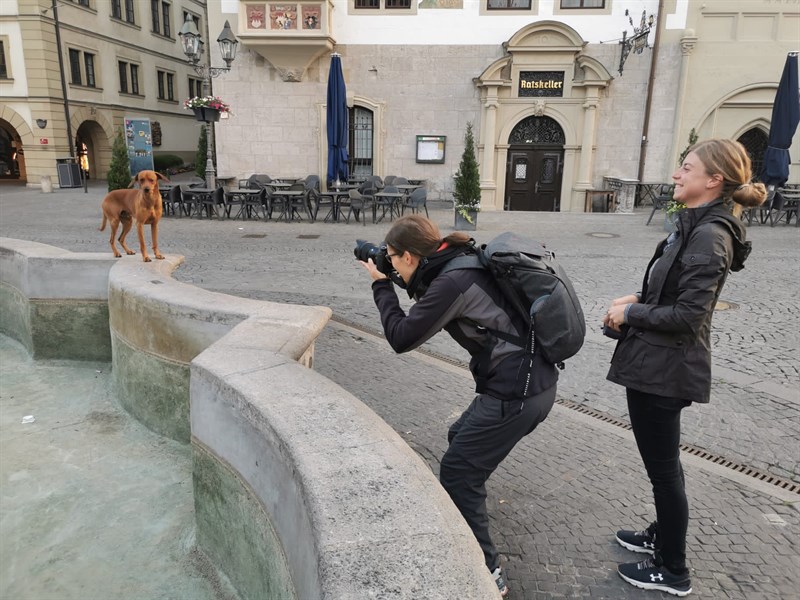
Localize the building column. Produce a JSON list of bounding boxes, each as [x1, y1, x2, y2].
[[577, 90, 598, 187], [480, 86, 499, 210], [669, 30, 698, 172]]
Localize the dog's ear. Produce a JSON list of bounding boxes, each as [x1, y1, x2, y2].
[[127, 176, 137, 188], [156, 172, 170, 183]]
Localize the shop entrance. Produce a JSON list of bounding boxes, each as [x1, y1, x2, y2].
[[504, 116, 565, 211]]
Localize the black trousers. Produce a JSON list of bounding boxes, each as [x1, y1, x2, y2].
[[440, 386, 556, 571], [627, 388, 691, 574]]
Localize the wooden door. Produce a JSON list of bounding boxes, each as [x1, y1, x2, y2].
[[505, 148, 563, 211]]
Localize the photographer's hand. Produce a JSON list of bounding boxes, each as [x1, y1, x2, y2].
[[603, 294, 638, 331], [360, 259, 389, 282]]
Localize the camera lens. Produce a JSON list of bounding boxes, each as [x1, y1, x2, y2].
[[354, 239, 392, 275]]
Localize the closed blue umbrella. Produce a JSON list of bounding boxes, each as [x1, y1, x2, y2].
[[326, 53, 349, 185], [761, 53, 799, 188]]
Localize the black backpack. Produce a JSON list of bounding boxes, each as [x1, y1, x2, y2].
[[442, 232, 586, 368]]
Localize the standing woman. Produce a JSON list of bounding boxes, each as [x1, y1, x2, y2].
[[603, 139, 766, 597], [361, 215, 558, 597]]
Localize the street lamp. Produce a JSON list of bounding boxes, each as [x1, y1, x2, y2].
[[179, 16, 239, 189], [618, 10, 655, 75]]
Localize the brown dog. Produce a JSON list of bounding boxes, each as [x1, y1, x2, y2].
[[100, 170, 168, 262]]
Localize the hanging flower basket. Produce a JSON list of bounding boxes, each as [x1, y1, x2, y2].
[[192, 107, 221, 122], [184, 96, 232, 123]]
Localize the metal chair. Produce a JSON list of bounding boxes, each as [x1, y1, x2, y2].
[[402, 187, 429, 217], [646, 185, 674, 225], [345, 188, 374, 225]]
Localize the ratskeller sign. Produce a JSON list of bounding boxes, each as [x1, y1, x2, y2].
[[519, 71, 565, 97]]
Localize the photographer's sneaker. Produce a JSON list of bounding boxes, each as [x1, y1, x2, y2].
[[491, 567, 509, 597], [618, 557, 692, 597], [616, 521, 657, 554]]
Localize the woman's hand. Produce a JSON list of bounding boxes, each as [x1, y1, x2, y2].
[[603, 294, 639, 331], [360, 258, 389, 282]]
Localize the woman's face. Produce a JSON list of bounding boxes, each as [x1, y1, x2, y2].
[[386, 245, 419, 284], [671, 151, 722, 206]]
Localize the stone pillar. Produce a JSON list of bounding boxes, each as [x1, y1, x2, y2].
[[479, 87, 499, 210], [577, 88, 599, 188], [670, 30, 698, 171]]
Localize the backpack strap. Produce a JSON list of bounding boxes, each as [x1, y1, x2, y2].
[[439, 253, 530, 351]]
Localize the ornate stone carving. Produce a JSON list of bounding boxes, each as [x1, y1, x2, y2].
[[277, 67, 303, 82], [532, 100, 546, 117]]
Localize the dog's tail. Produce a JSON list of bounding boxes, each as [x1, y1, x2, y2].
[[99, 213, 107, 231]]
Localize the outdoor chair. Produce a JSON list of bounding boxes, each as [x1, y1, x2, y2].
[[402, 187, 429, 217], [393, 176, 409, 186], [304, 175, 320, 192], [645, 184, 674, 225], [365, 175, 384, 190], [195, 187, 224, 219], [242, 174, 273, 190], [164, 185, 185, 217], [375, 184, 400, 222], [768, 188, 800, 227], [345, 188, 374, 225], [383, 175, 397, 187]]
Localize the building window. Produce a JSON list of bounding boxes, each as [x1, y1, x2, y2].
[[119, 61, 128, 93], [84, 53, 96, 87], [151, 0, 171, 36], [183, 11, 200, 31], [354, 0, 379, 7], [124, 0, 135, 23], [68, 48, 82, 85], [162, 2, 171, 36], [111, 0, 121, 19], [488, 0, 531, 8], [158, 71, 175, 100], [77, 0, 90, 7], [385, 0, 410, 7], [130, 64, 139, 94], [348, 106, 374, 177], [0, 40, 8, 79], [188, 76, 203, 98], [560, 0, 604, 8]]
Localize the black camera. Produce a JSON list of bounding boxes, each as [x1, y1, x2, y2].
[[602, 324, 628, 340], [354, 239, 393, 276]]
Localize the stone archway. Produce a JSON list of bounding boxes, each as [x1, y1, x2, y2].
[[0, 107, 34, 183], [505, 116, 566, 211], [70, 108, 115, 179]]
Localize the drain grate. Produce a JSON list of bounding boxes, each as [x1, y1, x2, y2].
[[297, 234, 320, 239], [332, 315, 799, 496], [242, 234, 266, 238]]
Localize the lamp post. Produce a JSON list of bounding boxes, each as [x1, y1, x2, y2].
[[179, 16, 239, 189], [618, 9, 655, 75]]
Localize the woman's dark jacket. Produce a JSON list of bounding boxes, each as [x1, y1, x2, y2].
[[372, 250, 558, 400], [607, 199, 750, 402]]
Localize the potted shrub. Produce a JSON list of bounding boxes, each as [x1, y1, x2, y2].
[[107, 127, 131, 192], [453, 122, 481, 231], [183, 96, 232, 122]]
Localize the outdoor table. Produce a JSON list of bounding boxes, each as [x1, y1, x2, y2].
[[225, 188, 263, 219], [182, 187, 219, 218], [272, 189, 307, 222], [318, 190, 350, 222], [636, 182, 666, 207], [374, 191, 404, 223], [267, 181, 293, 189]]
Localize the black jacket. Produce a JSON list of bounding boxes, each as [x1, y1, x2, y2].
[[606, 199, 750, 402], [372, 252, 558, 400]]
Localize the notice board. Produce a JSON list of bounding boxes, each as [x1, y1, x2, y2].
[[416, 135, 446, 164], [125, 118, 155, 175]]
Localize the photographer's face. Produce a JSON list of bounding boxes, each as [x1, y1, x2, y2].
[[386, 245, 419, 284]]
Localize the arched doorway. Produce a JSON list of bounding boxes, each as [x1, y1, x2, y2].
[[75, 120, 107, 180], [0, 120, 24, 181], [505, 116, 565, 211], [737, 127, 768, 182]]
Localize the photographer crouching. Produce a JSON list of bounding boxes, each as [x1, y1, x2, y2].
[[358, 215, 558, 597]]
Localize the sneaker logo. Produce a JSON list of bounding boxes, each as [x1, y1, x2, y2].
[[650, 573, 664, 582]]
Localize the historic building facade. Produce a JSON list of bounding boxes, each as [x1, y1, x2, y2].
[[0, 0, 207, 186], [208, 0, 798, 211]]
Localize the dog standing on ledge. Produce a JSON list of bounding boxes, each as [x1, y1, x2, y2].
[[100, 170, 168, 262]]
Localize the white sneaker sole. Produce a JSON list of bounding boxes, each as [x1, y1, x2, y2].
[[618, 570, 692, 597], [615, 534, 655, 555]]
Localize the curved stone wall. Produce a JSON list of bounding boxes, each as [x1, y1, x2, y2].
[[0, 238, 500, 600]]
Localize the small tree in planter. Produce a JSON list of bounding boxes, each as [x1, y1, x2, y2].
[[107, 126, 131, 192], [195, 126, 208, 180], [453, 122, 481, 230]]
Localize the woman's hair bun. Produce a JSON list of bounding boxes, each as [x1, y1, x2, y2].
[[731, 182, 768, 208]]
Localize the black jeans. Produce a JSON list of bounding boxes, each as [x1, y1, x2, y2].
[[627, 388, 692, 575], [440, 386, 556, 571]]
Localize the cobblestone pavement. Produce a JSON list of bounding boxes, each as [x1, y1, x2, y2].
[[1, 182, 798, 598]]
